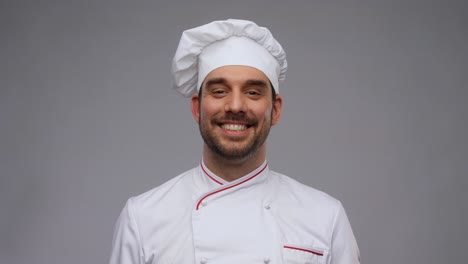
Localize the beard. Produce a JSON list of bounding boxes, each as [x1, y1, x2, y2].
[[199, 111, 272, 162]]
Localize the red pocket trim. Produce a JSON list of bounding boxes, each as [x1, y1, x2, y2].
[[284, 245, 324, 256]]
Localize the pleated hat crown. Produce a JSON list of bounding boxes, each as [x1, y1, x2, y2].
[[171, 19, 287, 97]]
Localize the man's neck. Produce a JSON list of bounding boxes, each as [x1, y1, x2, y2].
[[202, 147, 266, 182]]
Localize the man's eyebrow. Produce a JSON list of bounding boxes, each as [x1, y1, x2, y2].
[[245, 79, 268, 88], [205, 78, 269, 89], [205, 78, 227, 87]]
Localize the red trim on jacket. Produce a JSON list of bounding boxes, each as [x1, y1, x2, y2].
[[283, 245, 324, 256], [196, 163, 268, 210], [200, 161, 224, 185]]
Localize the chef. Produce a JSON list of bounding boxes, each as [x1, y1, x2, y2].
[[109, 19, 360, 264]]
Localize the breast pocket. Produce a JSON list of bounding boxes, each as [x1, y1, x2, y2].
[[283, 244, 328, 264]]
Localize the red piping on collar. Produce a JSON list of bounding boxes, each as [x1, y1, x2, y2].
[[283, 245, 324, 256], [195, 163, 268, 210], [200, 161, 224, 185]]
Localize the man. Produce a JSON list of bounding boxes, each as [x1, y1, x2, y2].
[[109, 19, 360, 264]]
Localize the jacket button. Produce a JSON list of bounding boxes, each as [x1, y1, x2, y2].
[[200, 257, 207, 264], [264, 257, 271, 263], [201, 201, 208, 207], [264, 205, 271, 210]]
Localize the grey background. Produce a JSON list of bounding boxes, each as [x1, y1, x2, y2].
[[1, 0, 467, 263]]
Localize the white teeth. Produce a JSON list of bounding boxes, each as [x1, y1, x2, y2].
[[222, 124, 247, 131]]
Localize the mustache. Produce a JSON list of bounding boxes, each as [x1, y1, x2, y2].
[[215, 112, 257, 124]]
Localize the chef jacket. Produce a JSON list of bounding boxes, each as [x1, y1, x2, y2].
[[109, 161, 360, 264]]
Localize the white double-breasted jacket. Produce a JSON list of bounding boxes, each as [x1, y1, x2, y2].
[[109, 161, 360, 264]]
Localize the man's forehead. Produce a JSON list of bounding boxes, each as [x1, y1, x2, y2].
[[203, 65, 271, 85]]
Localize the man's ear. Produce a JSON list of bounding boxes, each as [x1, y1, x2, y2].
[[271, 94, 282, 126], [191, 93, 200, 123]]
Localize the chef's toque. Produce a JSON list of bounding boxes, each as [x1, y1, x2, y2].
[[171, 19, 287, 97]]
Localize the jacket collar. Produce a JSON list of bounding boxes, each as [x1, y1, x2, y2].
[[194, 160, 270, 210]]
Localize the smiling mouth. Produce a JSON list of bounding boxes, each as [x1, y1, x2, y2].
[[221, 124, 248, 131]]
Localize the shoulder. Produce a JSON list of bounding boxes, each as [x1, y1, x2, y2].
[[268, 170, 345, 231], [270, 170, 341, 209], [129, 167, 197, 212]]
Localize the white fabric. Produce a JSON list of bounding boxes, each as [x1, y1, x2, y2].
[[198, 36, 280, 93], [109, 161, 360, 264], [171, 19, 287, 97]]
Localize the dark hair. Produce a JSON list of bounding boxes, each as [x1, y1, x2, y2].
[[270, 81, 277, 102]]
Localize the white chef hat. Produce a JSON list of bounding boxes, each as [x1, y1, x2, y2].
[[171, 19, 287, 97]]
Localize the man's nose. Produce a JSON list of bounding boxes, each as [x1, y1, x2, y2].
[[224, 91, 246, 113]]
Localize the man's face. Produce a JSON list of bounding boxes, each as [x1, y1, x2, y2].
[[191, 65, 282, 162]]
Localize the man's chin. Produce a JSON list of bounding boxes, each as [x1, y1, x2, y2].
[[210, 145, 256, 161]]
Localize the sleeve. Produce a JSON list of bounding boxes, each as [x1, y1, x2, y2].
[[330, 202, 360, 264], [109, 198, 143, 264]]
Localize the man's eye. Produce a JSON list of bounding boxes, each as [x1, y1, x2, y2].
[[247, 91, 261, 96], [213, 90, 226, 94]]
